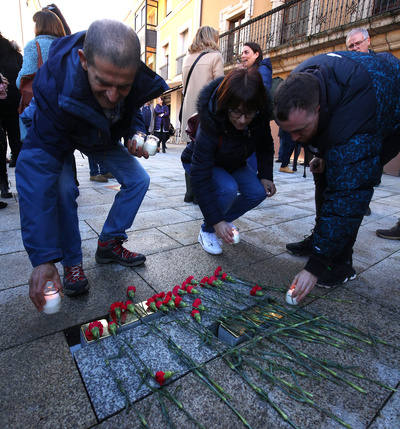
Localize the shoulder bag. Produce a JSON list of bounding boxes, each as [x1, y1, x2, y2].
[[178, 51, 208, 123], [18, 41, 43, 115]]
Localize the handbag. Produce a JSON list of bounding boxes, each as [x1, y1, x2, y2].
[[18, 41, 43, 114], [179, 51, 209, 123]]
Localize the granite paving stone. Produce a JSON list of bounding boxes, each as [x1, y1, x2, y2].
[[242, 204, 315, 226], [0, 250, 32, 290], [0, 333, 96, 429], [0, 266, 156, 352]]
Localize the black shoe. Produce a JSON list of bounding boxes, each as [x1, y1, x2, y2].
[[286, 234, 313, 256], [95, 238, 146, 267], [0, 182, 12, 198], [275, 159, 282, 163], [0, 201, 7, 209], [317, 264, 356, 288], [63, 263, 89, 296], [376, 220, 400, 240], [184, 194, 194, 203], [365, 206, 371, 216]]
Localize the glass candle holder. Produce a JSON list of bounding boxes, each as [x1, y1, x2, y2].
[[132, 131, 146, 149], [43, 281, 61, 314], [232, 227, 240, 244], [143, 135, 159, 156]]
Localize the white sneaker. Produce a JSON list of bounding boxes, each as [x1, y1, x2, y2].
[[198, 229, 222, 255]]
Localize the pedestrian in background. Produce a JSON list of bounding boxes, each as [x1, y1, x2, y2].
[[154, 96, 170, 153], [181, 26, 224, 202]]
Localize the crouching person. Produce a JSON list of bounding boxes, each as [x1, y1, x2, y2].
[[16, 20, 168, 311], [181, 68, 276, 255]]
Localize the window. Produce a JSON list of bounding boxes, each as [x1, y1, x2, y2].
[[281, 0, 311, 44]]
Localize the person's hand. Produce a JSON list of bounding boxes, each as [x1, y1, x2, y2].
[[309, 157, 325, 174], [127, 138, 149, 159], [214, 221, 234, 244], [290, 269, 318, 302], [260, 179, 276, 197], [29, 263, 63, 312]]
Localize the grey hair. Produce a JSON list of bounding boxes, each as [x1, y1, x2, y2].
[[346, 28, 369, 45], [83, 19, 140, 69]]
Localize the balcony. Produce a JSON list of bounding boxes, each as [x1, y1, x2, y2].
[[176, 54, 185, 75], [219, 0, 400, 65]]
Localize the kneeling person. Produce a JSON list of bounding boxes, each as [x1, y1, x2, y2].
[[181, 68, 276, 255]]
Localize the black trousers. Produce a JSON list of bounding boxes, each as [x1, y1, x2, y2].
[[0, 124, 7, 183], [0, 110, 21, 160], [154, 131, 168, 152], [313, 171, 356, 265]]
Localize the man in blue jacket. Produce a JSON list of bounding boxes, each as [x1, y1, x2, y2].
[[274, 51, 400, 302], [16, 20, 168, 311]]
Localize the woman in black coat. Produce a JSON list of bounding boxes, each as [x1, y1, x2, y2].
[[0, 33, 22, 197], [181, 68, 276, 255]]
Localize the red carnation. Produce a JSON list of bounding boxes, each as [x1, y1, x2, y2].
[[146, 299, 157, 312], [156, 300, 169, 312], [192, 298, 206, 311], [108, 320, 118, 336], [199, 276, 209, 287], [174, 295, 187, 308], [221, 272, 227, 281], [173, 285, 186, 296], [250, 285, 264, 297], [127, 285, 136, 299], [166, 291, 172, 298], [185, 275, 198, 285], [110, 302, 126, 322], [85, 320, 103, 341], [191, 309, 201, 323], [154, 370, 173, 386], [156, 292, 165, 299], [186, 285, 200, 294], [163, 295, 176, 309], [126, 300, 135, 314], [214, 266, 222, 277]]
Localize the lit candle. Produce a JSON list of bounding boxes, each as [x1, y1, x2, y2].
[[43, 281, 61, 314], [143, 135, 159, 156], [132, 131, 146, 149], [232, 227, 240, 244], [285, 284, 298, 306]]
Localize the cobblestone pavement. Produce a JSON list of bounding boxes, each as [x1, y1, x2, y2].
[[0, 144, 399, 428]]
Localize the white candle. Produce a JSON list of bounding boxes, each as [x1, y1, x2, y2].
[[143, 135, 159, 156], [43, 281, 61, 314], [232, 227, 240, 244], [285, 284, 298, 306], [132, 131, 146, 148]]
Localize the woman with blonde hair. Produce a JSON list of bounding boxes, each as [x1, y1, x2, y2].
[[180, 26, 224, 202]]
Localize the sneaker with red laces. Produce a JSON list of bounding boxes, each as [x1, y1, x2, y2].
[[95, 238, 146, 267], [63, 263, 89, 296]]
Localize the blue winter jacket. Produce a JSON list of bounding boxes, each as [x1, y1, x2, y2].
[[16, 31, 168, 267], [258, 58, 272, 90], [292, 51, 400, 276], [181, 77, 274, 227]]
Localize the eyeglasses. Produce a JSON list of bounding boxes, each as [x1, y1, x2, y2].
[[347, 38, 367, 50], [228, 109, 258, 119]]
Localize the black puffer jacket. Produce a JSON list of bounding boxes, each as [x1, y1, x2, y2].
[[181, 77, 274, 226], [0, 35, 22, 112]]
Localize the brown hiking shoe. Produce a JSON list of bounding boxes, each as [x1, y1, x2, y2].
[[95, 238, 146, 267], [376, 221, 400, 240]]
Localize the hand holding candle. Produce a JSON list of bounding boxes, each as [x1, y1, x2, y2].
[[29, 263, 63, 312], [43, 281, 62, 314]]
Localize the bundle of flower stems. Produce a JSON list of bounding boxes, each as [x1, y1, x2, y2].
[[93, 269, 398, 429]]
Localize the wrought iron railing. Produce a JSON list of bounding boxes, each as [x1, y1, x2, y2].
[[219, 0, 400, 64], [176, 54, 185, 75]]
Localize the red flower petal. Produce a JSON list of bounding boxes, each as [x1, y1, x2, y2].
[[155, 371, 165, 385], [214, 266, 222, 277], [193, 298, 202, 308], [172, 285, 180, 296], [88, 320, 104, 337], [221, 273, 227, 280]]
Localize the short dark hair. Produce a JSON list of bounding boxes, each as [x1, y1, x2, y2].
[[243, 42, 263, 66], [216, 67, 269, 116], [83, 20, 140, 69], [274, 73, 320, 121], [33, 10, 66, 38]]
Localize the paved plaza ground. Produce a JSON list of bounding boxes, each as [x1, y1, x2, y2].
[[0, 143, 399, 428]]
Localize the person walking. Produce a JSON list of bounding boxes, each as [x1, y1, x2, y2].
[[153, 96, 170, 153], [274, 50, 400, 301], [181, 26, 224, 202], [16, 20, 168, 311], [181, 68, 276, 255], [0, 33, 22, 196]]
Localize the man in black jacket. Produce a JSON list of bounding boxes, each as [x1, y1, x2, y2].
[[274, 51, 400, 301]]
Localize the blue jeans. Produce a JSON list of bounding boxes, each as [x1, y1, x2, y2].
[[59, 143, 149, 265], [183, 163, 266, 233], [88, 155, 107, 176]]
